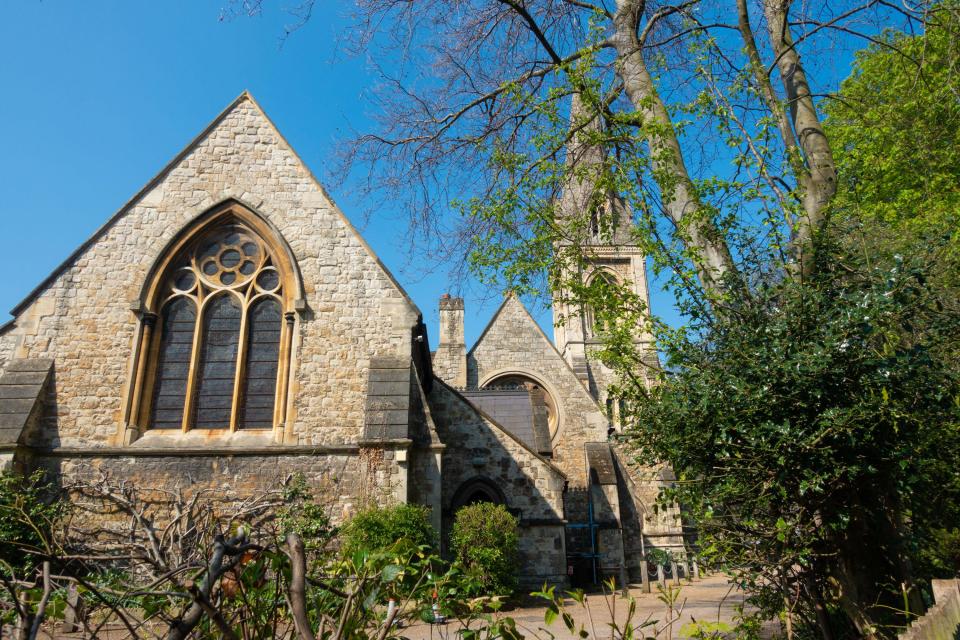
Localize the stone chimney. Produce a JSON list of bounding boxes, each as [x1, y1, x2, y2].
[[433, 294, 467, 387]]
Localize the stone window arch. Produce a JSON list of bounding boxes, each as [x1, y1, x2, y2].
[[125, 202, 300, 438], [483, 372, 561, 441], [585, 269, 618, 338], [451, 478, 508, 514]]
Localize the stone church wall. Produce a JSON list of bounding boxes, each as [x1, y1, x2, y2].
[[0, 96, 419, 450], [26, 447, 412, 556], [0, 331, 16, 376], [468, 296, 608, 486], [427, 379, 568, 586], [613, 448, 688, 578]]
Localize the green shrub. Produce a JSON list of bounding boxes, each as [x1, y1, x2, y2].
[[277, 473, 334, 549], [0, 470, 62, 576], [450, 502, 519, 596], [341, 503, 436, 557]]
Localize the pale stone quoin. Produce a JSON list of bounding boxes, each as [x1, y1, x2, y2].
[[0, 92, 686, 587]]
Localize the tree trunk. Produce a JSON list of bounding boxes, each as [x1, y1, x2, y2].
[[763, 0, 838, 278], [828, 479, 919, 638], [803, 574, 834, 640], [612, 0, 736, 295]]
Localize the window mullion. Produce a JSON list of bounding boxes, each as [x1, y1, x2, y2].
[[181, 291, 205, 432], [230, 293, 251, 431], [275, 309, 294, 434]]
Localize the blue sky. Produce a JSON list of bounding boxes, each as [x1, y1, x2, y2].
[[0, 1, 578, 348], [0, 2, 869, 348]]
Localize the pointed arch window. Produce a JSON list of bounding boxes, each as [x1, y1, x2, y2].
[[133, 209, 296, 434], [585, 270, 618, 338]]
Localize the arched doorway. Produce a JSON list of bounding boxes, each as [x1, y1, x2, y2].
[[450, 478, 507, 514]]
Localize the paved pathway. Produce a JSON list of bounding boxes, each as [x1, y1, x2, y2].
[[403, 573, 757, 639]]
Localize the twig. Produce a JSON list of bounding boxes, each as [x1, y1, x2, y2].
[[27, 561, 52, 640]]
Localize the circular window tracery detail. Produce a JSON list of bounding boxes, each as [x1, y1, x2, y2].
[[188, 226, 267, 292], [157, 220, 285, 318]]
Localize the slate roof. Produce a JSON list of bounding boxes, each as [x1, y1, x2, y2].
[[0, 358, 53, 447], [363, 355, 412, 441], [459, 387, 552, 456]]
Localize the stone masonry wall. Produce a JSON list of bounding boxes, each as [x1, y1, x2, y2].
[[32, 449, 406, 528], [468, 295, 608, 486], [427, 379, 567, 584], [2, 95, 419, 449], [0, 331, 16, 377], [613, 447, 688, 573]]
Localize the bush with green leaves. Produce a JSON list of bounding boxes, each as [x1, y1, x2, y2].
[[450, 502, 519, 597], [341, 503, 436, 557], [0, 470, 62, 576], [624, 238, 960, 637], [277, 473, 335, 549]]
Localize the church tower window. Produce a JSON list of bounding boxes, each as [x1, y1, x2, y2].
[[585, 270, 618, 338], [130, 203, 298, 437]]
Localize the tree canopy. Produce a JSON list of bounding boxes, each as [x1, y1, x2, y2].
[[232, 1, 960, 636], [625, 236, 960, 637], [825, 4, 960, 259]]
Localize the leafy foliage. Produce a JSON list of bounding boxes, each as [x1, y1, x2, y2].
[[450, 502, 519, 597], [277, 472, 335, 548], [621, 238, 960, 635], [825, 3, 960, 270], [0, 470, 62, 576], [341, 503, 436, 558]]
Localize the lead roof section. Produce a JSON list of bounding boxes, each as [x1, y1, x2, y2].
[[363, 355, 413, 441]]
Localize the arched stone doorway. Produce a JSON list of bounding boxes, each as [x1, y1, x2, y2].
[[450, 478, 507, 514]]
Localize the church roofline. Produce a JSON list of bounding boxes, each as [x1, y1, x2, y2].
[[431, 374, 567, 480], [466, 293, 603, 407], [9, 90, 421, 320], [465, 292, 518, 358]]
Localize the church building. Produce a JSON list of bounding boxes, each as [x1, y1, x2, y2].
[[0, 93, 685, 586]]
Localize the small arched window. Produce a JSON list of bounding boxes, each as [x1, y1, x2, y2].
[[136, 210, 295, 433], [585, 270, 618, 337]]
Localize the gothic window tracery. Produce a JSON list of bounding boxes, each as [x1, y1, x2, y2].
[[136, 212, 294, 434]]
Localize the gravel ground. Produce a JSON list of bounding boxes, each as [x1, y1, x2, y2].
[[402, 573, 769, 639]]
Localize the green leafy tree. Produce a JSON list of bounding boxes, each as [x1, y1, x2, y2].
[[825, 4, 960, 273], [624, 236, 960, 637], [233, 0, 958, 635], [0, 471, 64, 636], [450, 502, 519, 597], [0, 471, 60, 576]]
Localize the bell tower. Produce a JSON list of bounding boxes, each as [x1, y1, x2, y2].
[[551, 94, 658, 427]]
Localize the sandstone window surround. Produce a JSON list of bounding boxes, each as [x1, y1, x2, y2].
[[122, 202, 302, 443], [584, 269, 619, 339]]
